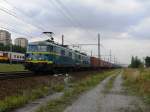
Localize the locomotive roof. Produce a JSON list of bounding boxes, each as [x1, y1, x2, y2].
[[29, 40, 89, 57]]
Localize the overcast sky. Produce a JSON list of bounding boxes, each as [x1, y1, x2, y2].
[[0, 0, 150, 65]]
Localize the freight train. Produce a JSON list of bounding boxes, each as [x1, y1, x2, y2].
[[24, 40, 120, 73], [0, 51, 25, 63]]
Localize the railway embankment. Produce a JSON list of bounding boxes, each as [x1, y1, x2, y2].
[[0, 75, 64, 112], [0, 70, 115, 112]]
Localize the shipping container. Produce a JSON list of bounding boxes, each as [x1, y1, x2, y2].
[[90, 57, 101, 67]]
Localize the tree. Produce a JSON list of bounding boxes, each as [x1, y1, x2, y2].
[[0, 44, 26, 53], [145, 56, 150, 67], [129, 56, 142, 68]]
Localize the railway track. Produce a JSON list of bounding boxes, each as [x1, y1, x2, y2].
[[0, 70, 105, 80], [0, 71, 37, 80]]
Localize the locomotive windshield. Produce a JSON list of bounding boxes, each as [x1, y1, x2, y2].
[[27, 45, 53, 52], [26, 53, 52, 61]]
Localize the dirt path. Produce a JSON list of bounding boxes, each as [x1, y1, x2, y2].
[[64, 74, 114, 112], [64, 73, 149, 112]]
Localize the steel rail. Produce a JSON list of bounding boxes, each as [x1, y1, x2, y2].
[[0, 71, 41, 80]]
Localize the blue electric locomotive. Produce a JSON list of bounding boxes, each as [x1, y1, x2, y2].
[[25, 40, 91, 72]]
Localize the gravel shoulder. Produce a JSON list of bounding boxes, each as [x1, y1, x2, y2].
[[64, 73, 149, 112]]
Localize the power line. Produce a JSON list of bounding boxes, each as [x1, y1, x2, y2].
[[0, 2, 45, 31], [0, 26, 33, 38], [47, 0, 92, 46], [48, 0, 77, 28], [0, 20, 36, 37], [54, 0, 94, 37], [5, 0, 76, 45], [2, 0, 51, 31], [54, 0, 81, 27]]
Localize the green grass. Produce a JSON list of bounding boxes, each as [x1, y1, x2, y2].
[[123, 68, 150, 104], [36, 70, 119, 112], [0, 86, 51, 112], [0, 64, 26, 72]]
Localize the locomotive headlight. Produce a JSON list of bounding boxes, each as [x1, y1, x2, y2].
[[28, 58, 32, 60], [38, 58, 42, 60]]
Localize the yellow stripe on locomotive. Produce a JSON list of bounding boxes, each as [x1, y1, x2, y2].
[[26, 60, 53, 64]]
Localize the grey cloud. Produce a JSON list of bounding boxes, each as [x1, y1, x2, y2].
[[15, 0, 148, 34]]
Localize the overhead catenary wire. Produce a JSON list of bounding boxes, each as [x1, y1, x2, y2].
[[0, 20, 35, 37], [45, 0, 89, 52], [0, 26, 34, 38], [0, 2, 48, 40], [49, 0, 79, 28], [2, 0, 52, 31], [1, 0, 77, 41], [54, 0, 94, 37], [2, 0, 92, 46], [0, 1, 71, 44], [0, 2, 45, 32], [49, 0, 100, 54], [47, 0, 86, 47]]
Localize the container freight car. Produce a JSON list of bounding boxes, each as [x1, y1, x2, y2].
[[101, 60, 112, 68], [90, 57, 101, 68]]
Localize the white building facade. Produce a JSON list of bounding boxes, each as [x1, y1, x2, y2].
[[0, 30, 12, 45], [15, 38, 28, 48]]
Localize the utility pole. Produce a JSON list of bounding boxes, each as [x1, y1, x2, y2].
[[108, 58, 109, 62], [114, 56, 116, 64], [109, 49, 112, 63], [115, 57, 118, 64], [62, 34, 64, 45], [103, 57, 105, 61], [98, 33, 101, 59], [10, 43, 12, 64], [91, 50, 93, 57], [98, 33, 101, 66]]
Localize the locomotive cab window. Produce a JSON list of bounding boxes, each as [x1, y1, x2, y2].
[[38, 46, 47, 52], [78, 55, 81, 60], [27, 45, 38, 52], [61, 50, 65, 56], [47, 45, 53, 52], [69, 52, 72, 57]]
